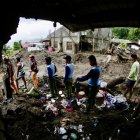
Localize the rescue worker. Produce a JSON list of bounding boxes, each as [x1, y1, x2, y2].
[[3, 57, 18, 95], [16, 57, 27, 90], [64, 55, 75, 99], [29, 55, 39, 89], [124, 54, 139, 100], [45, 57, 57, 97], [76, 55, 101, 112]]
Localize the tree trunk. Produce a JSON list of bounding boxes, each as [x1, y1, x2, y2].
[[107, 77, 126, 88]]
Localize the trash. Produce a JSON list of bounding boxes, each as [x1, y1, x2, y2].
[[78, 124, 83, 132], [27, 87, 34, 94], [78, 91, 85, 96], [45, 84, 49, 87], [51, 98, 55, 103], [100, 80, 107, 88], [115, 94, 126, 103], [39, 97, 47, 103], [96, 90, 106, 98], [59, 91, 63, 95], [61, 94, 65, 98], [61, 99, 68, 108], [59, 127, 67, 134], [66, 108, 74, 112], [46, 93, 52, 99], [85, 135, 91, 140], [70, 133, 78, 140], [61, 135, 68, 139]]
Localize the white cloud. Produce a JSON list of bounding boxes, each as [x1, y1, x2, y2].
[[7, 17, 62, 46]]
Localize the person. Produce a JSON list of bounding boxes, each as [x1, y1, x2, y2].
[[45, 57, 57, 97], [16, 57, 27, 90], [64, 55, 75, 99], [124, 54, 139, 100], [29, 55, 39, 89], [3, 57, 18, 95], [103, 51, 112, 68], [76, 55, 101, 112]]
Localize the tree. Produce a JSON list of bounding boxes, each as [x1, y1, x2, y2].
[[13, 41, 21, 50], [112, 27, 129, 39], [128, 28, 140, 42], [112, 27, 140, 42]]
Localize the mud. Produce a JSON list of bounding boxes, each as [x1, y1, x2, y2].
[[0, 50, 140, 140]]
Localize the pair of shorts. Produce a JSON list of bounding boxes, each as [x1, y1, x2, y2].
[[17, 72, 25, 80], [126, 79, 136, 88]]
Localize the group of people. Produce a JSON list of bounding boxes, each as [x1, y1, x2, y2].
[[3, 54, 41, 95], [2, 52, 140, 112]]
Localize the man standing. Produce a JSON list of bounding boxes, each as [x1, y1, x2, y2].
[[45, 57, 57, 97], [29, 55, 39, 89], [64, 55, 74, 99], [3, 57, 18, 95], [16, 57, 27, 90], [76, 55, 101, 112], [124, 54, 139, 99]]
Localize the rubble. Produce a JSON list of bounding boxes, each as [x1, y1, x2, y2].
[[0, 51, 140, 140]]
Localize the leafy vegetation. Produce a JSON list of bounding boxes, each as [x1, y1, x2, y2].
[[112, 27, 140, 42], [127, 28, 140, 41], [2, 41, 22, 57], [13, 41, 21, 50], [112, 27, 129, 39], [118, 43, 127, 48]]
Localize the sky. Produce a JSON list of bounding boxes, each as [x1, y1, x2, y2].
[[7, 17, 62, 46]]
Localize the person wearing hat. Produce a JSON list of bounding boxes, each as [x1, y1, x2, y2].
[[29, 55, 39, 89], [45, 57, 57, 97], [15, 57, 27, 90], [76, 55, 101, 112], [124, 54, 139, 100], [3, 57, 18, 95], [64, 55, 75, 99]]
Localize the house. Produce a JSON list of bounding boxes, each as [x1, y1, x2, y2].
[[47, 26, 112, 54], [47, 26, 82, 54]]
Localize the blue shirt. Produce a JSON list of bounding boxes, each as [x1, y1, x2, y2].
[[46, 63, 56, 78], [77, 66, 101, 87], [64, 63, 74, 82]]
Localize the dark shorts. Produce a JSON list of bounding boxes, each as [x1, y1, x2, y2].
[[17, 72, 25, 80], [126, 79, 136, 88]]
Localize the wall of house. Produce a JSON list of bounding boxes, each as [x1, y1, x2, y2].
[[93, 28, 112, 51], [49, 27, 112, 53], [51, 36, 79, 54]]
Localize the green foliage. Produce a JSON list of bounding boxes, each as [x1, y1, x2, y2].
[[2, 44, 7, 53], [13, 41, 21, 50], [128, 28, 140, 41], [2, 44, 14, 56], [112, 27, 140, 42], [112, 27, 129, 39], [118, 43, 127, 48], [5, 48, 14, 56]]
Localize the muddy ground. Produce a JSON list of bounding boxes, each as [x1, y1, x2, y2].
[[0, 50, 140, 140]]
